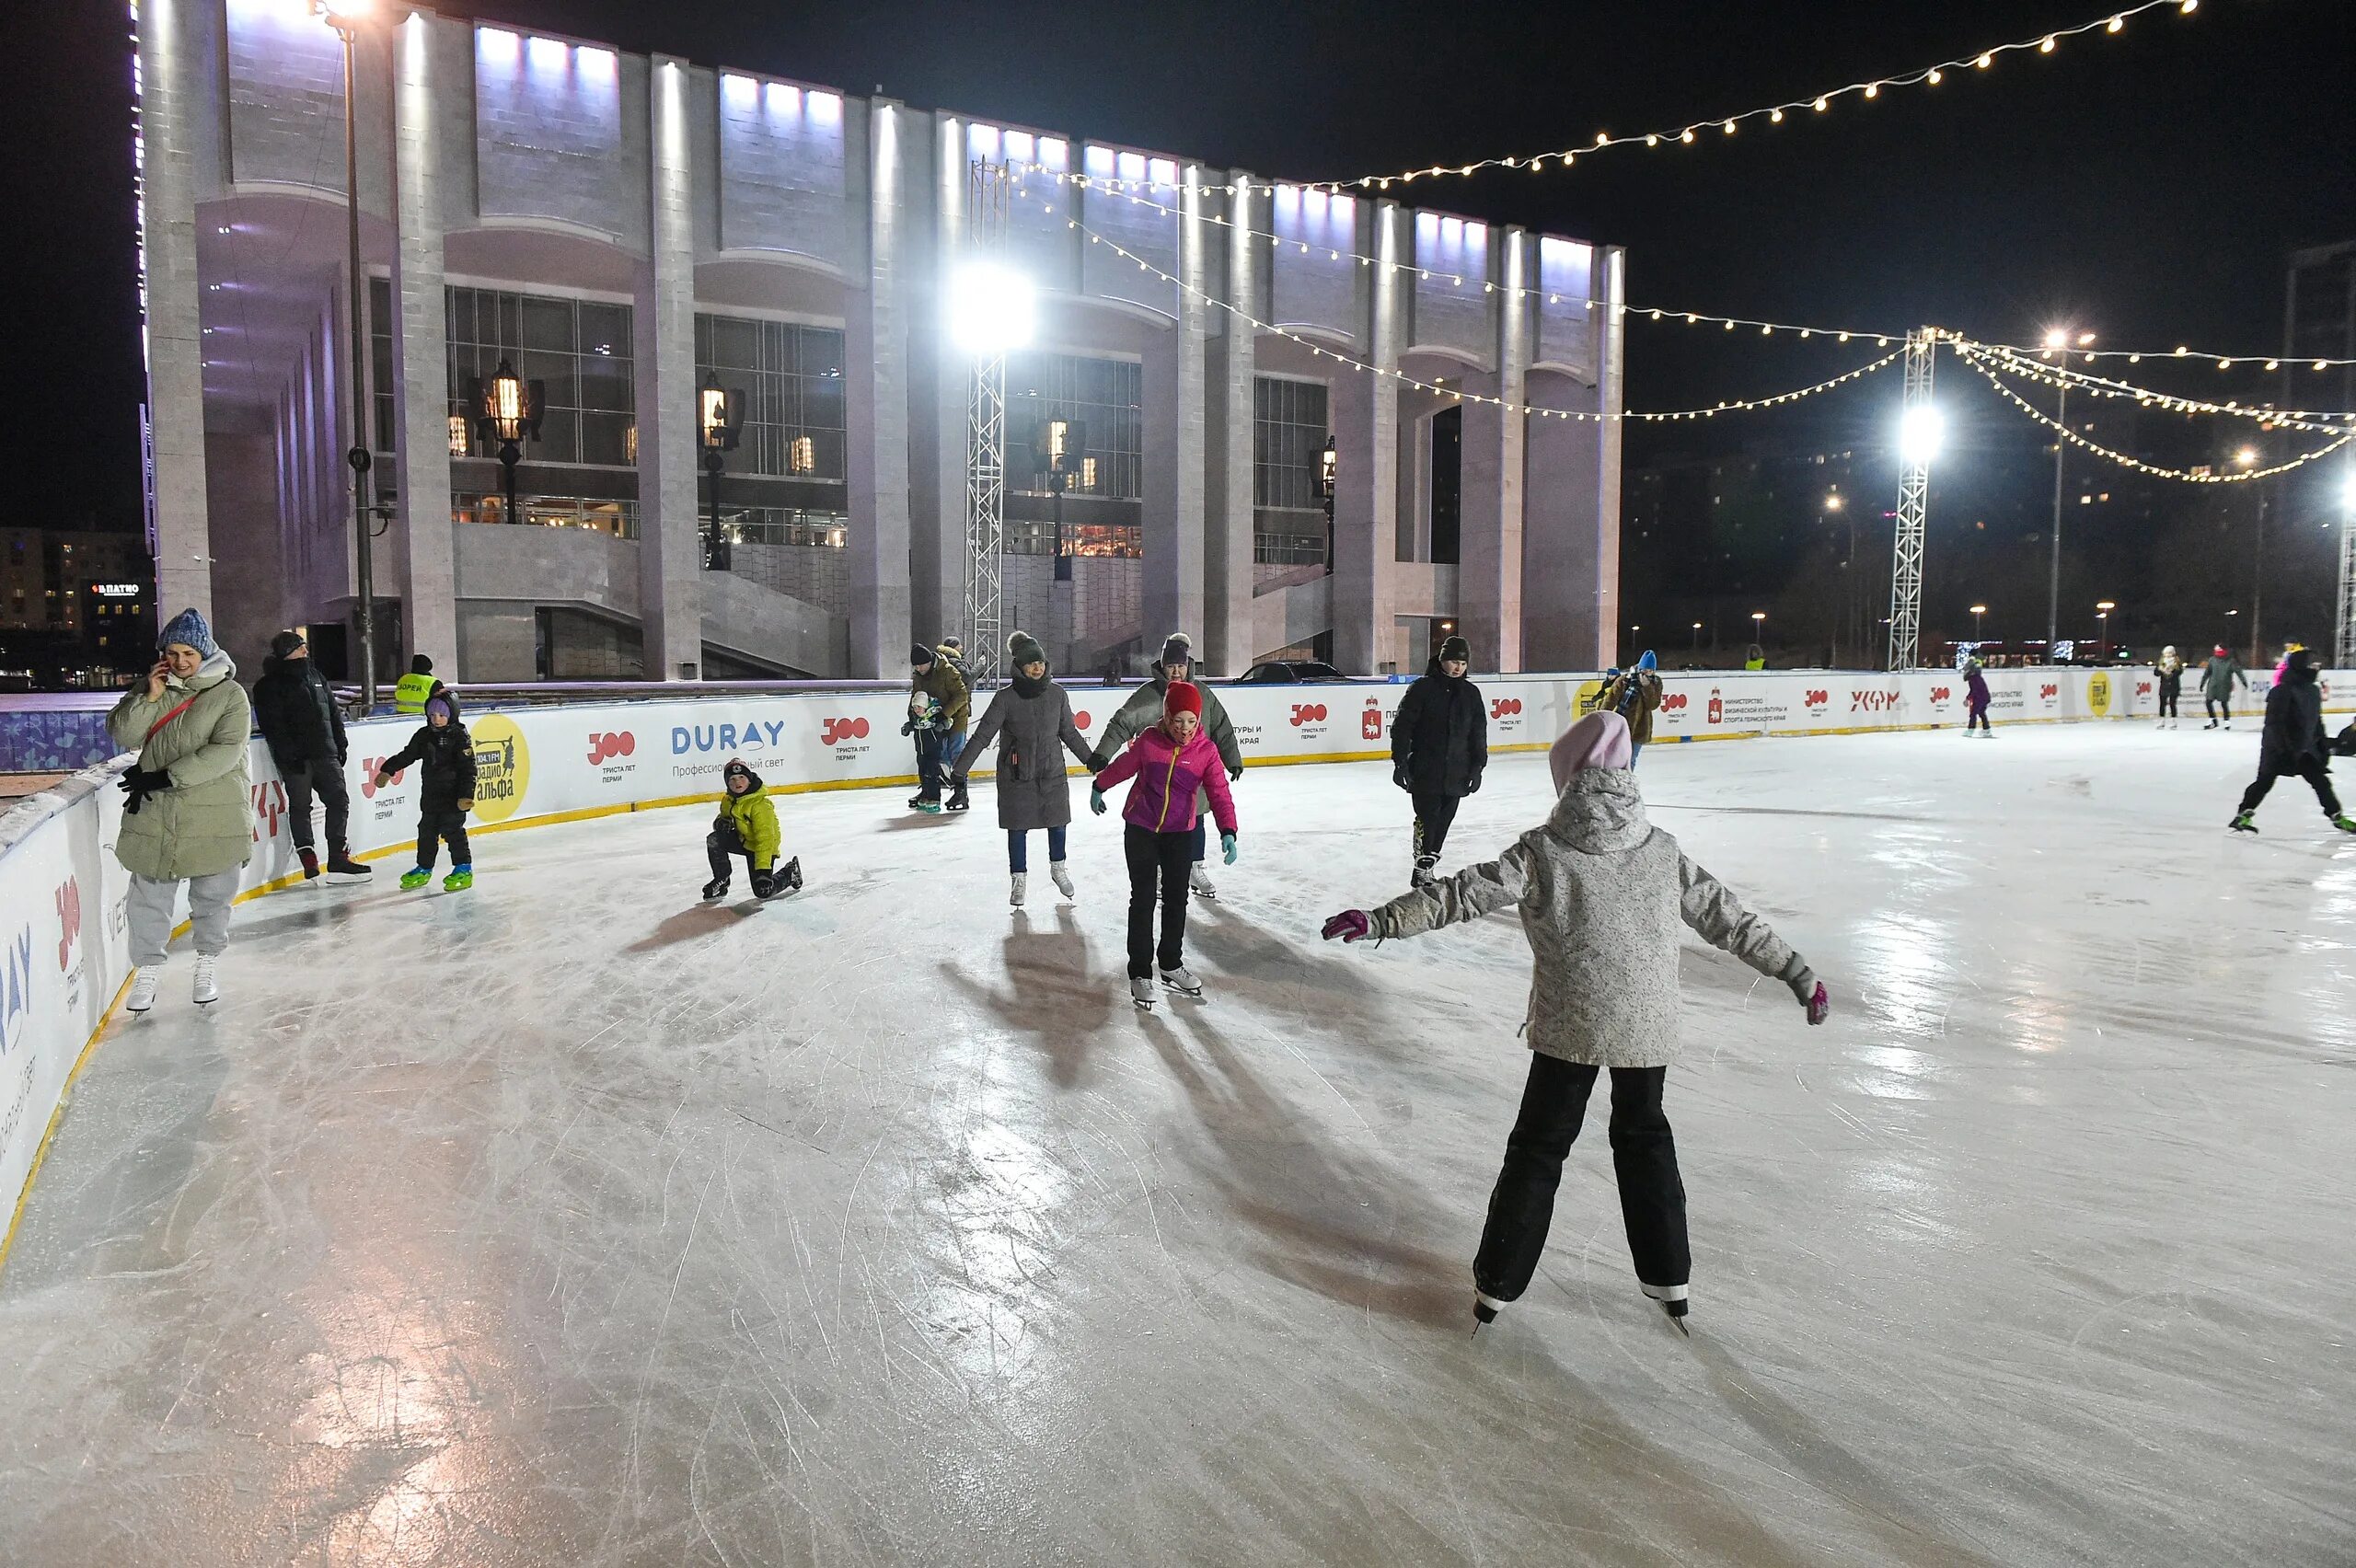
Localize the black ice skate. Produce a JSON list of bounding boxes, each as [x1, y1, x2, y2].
[[780, 856, 803, 892], [701, 875, 730, 902], [1643, 1282, 1691, 1335], [944, 780, 970, 813], [2229, 813, 2258, 834], [1412, 853, 1438, 889]]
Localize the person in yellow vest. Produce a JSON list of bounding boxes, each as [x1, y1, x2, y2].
[[393, 653, 445, 716]]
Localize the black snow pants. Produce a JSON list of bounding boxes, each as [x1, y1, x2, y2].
[[282, 759, 351, 854], [2238, 756, 2342, 820], [415, 809, 470, 871], [1412, 790, 1461, 862], [707, 822, 770, 882], [1124, 825, 1193, 978], [1473, 1055, 1688, 1303], [2157, 674, 2181, 719]]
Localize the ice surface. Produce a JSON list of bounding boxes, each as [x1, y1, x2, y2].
[[1, 726, 2350, 1565]]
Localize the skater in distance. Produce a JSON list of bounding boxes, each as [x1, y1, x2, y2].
[[1963, 656, 1993, 737], [2152, 646, 2185, 729], [1390, 633, 1487, 888], [108, 606, 253, 1014], [1091, 680, 1239, 1009], [704, 758, 802, 901], [2200, 645, 2247, 730], [954, 630, 1095, 908], [2228, 647, 2355, 836], [1091, 633, 1244, 901], [1321, 709, 1830, 1334]]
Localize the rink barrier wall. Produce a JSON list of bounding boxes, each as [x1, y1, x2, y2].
[[0, 663, 2340, 1274]]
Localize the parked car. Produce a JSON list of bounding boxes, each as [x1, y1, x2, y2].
[[1233, 660, 1351, 684]]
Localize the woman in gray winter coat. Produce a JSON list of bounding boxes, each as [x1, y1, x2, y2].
[[1322, 710, 1830, 1332], [954, 629, 1095, 906]]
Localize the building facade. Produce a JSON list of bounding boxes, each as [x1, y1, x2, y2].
[[134, 0, 1623, 681]]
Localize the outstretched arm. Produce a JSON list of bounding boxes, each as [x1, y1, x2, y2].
[[1679, 854, 1816, 998], [1364, 839, 1532, 940]]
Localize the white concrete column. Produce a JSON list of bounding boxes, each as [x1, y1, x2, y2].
[[388, 15, 456, 674], [1141, 167, 1210, 658], [635, 55, 702, 680], [1204, 172, 1258, 675], [912, 113, 968, 645], [137, 0, 215, 626], [1459, 229, 1529, 673], [845, 98, 913, 678], [1522, 246, 1624, 671], [1332, 202, 1403, 674]]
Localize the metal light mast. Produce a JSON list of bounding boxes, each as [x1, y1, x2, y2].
[[2337, 463, 2356, 668], [1888, 329, 1937, 670], [963, 159, 1012, 682]]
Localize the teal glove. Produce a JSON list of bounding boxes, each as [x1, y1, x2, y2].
[[1090, 787, 1107, 816], [1221, 832, 1238, 866]]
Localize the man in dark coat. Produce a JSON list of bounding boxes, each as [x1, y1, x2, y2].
[[1391, 634, 1487, 886], [2231, 647, 2355, 835], [252, 629, 369, 881]]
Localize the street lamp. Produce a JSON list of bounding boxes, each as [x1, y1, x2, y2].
[[2235, 444, 2266, 663], [2043, 326, 2092, 654], [1971, 603, 1987, 641], [474, 357, 542, 536], [1317, 436, 1338, 576], [1824, 490, 1854, 664], [2096, 599, 2115, 656], [1691, 619, 1703, 654], [698, 373, 743, 571], [1030, 415, 1087, 582]]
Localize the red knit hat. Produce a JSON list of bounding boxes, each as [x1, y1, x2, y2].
[[1163, 680, 1203, 720]]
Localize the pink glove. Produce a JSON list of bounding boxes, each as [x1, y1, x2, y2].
[[1322, 910, 1372, 943], [1805, 981, 1830, 1026]]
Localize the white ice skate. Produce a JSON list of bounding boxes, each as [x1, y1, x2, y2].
[[1188, 865, 1218, 901], [1129, 975, 1156, 1011], [124, 967, 160, 1014], [1159, 964, 1204, 1000], [191, 955, 220, 1007], [1049, 862, 1075, 901], [1009, 871, 1027, 907]]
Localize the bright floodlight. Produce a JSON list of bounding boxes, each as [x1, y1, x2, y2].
[[947, 261, 1036, 355], [2234, 445, 2259, 468], [2043, 328, 2070, 351], [1899, 405, 1946, 466]]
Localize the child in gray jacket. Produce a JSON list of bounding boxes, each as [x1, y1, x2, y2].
[[1323, 710, 1829, 1332]]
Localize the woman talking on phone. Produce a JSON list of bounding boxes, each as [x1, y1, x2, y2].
[[106, 607, 255, 1013]]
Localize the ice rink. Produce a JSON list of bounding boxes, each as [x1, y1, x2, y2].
[[2, 723, 2350, 1566]]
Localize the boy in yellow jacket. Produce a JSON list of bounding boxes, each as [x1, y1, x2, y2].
[[704, 758, 800, 901]]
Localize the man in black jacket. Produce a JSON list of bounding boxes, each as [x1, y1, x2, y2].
[[1391, 635, 1487, 886], [253, 629, 370, 881], [2231, 647, 2356, 835]]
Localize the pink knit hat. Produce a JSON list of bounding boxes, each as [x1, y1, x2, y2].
[[1549, 711, 1634, 791]]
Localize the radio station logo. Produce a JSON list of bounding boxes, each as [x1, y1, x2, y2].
[[470, 715, 531, 824], [2087, 672, 2112, 716]]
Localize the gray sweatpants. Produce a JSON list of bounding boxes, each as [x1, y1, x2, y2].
[[127, 869, 241, 966]]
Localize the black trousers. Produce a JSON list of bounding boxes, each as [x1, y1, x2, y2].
[[415, 809, 470, 871], [2158, 676, 2181, 718], [914, 731, 946, 799], [283, 758, 350, 852], [1412, 790, 1461, 861], [1472, 1055, 1689, 1301], [1124, 824, 1193, 977], [1967, 704, 1992, 732], [706, 823, 770, 881], [2206, 695, 2234, 721], [2238, 756, 2342, 818]]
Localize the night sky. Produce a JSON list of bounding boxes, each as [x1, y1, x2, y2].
[[6, 0, 2352, 643]]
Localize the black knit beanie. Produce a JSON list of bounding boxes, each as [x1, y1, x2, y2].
[[1008, 629, 1046, 668], [1440, 635, 1471, 665]]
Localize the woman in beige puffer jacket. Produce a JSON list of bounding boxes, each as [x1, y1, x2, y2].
[[107, 607, 253, 1011], [1323, 710, 1829, 1332]]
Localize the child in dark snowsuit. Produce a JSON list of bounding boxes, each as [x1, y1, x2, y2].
[[1322, 711, 1830, 1332], [2230, 649, 2356, 835], [704, 758, 802, 900], [1963, 659, 1992, 735], [375, 693, 478, 891]]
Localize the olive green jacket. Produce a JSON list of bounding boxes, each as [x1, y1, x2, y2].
[[107, 651, 256, 882]]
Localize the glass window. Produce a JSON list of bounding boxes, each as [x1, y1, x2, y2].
[[694, 316, 849, 482], [369, 278, 395, 455], [1006, 353, 1144, 501], [709, 507, 851, 549], [454, 492, 638, 538], [445, 286, 636, 468], [1253, 375, 1329, 564]]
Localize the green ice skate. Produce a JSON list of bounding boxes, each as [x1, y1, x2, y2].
[[399, 868, 433, 889]]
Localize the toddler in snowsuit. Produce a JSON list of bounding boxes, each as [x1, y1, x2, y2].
[[704, 757, 802, 900], [1963, 658, 1992, 735], [375, 693, 477, 891], [1322, 710, 1829, 1332]]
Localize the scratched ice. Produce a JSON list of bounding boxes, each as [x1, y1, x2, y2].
[[1, 726, 2349, 1565]]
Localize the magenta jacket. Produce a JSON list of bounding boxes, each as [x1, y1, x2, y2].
[[1096, 722, 1240, 836]]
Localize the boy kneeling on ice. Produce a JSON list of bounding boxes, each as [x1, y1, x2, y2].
[[705, 757, 802, 901], [376, 693, 477, 892], [1322, 710, 1830, 1332]]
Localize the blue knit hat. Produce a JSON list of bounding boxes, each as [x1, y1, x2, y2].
[[158, 607, 216, 658]]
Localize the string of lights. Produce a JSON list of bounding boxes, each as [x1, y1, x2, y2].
[[1958, 343, 2356, 432], [1311, 0, 2200, 192], [1973, 340, 2356, 369], [1962, 352, 2355, 482], [1018, 190, 1903, 423]]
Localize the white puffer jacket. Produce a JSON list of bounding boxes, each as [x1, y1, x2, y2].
[[1370, 768, 1813, 1067]]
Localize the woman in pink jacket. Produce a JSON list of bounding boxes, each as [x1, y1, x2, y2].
[[1091, 681, 1239, 1009]]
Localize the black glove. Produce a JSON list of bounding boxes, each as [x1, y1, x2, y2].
[[118, 767, 171, 814], [1086, 749, 1110, 773], [1392, 762, 1413, 792], [1227, 763, 1244, 782], [1465, 772, 1483, 796], [750, 868, 777, 898], [899, 720, 915, 736]]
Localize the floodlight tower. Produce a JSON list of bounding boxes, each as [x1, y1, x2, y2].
[[953, 161, 1031, 681], [1888, 329, 1941, 670]]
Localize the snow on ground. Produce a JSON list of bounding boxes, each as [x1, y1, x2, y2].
[[0, 723, 2349, 1565]]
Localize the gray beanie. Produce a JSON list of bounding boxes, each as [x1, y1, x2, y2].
[[1008, 629, 1046, 669]]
